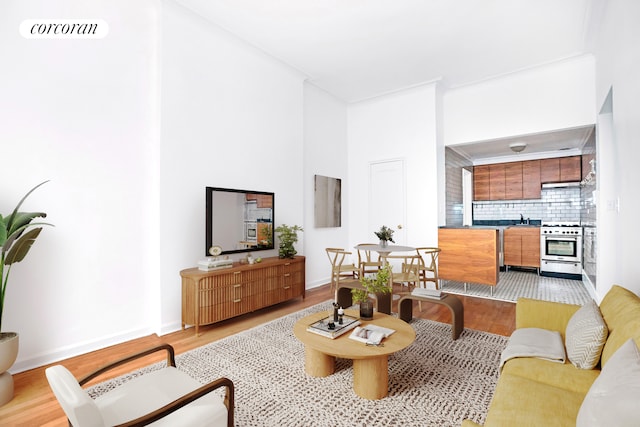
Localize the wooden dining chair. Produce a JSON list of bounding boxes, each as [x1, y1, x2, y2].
[[356, 243, 383, 278], [381, 254, 421, 292], [415, 247, 441, 290], [325, 248, 359, 293]]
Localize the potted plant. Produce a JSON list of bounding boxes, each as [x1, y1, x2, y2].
[[351, 264, 392, 319], [0, 181, 51, 406], [374, 225, 395, 247], [274, 224, 303, 259]]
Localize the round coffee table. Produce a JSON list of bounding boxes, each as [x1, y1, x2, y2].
[[293, 309, 416, 399]]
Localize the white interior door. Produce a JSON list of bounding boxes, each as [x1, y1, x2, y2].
[[369, 159, 406, 244]]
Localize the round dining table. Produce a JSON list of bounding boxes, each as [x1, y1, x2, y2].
[[354, 243, 415, 256]]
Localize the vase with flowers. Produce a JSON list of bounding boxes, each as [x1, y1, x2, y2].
[[351, 264, 392, 319], [374, 225, 395, 248]]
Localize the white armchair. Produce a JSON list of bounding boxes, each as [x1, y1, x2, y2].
[[46, 344, 234, 427]]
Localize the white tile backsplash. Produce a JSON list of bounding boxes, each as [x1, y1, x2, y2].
[[473, 187, 581, 222]]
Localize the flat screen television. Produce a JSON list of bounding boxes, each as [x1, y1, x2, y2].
[[205, 187, 275, 256]]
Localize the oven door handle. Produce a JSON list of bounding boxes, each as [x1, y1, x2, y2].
[[543, 236, 579, 241]]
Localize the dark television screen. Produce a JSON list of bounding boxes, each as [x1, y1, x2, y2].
[[205, 187, 275, 256]]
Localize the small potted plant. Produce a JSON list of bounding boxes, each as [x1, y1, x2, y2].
[[274, 224, 303, 259], [374, 225, 395, 247], [351, 264, 392, 319]]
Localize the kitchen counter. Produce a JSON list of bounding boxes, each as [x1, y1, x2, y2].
[[438, 228, 499, 286]]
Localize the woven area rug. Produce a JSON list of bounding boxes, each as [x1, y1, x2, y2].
[[88, 302, 508, 426], [442, 270, 592, 305]]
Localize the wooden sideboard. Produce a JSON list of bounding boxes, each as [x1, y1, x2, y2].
[[181, 256, 305, 335]]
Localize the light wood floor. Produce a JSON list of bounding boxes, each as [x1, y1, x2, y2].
[[0, 283, 515, 426]]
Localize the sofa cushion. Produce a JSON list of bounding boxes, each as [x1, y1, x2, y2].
[[598, 285, 640, 366], [502, 357, 599, 395], [484, 373, 585, 427], [576, 338, 640, 427], [599, 285, 640, 333], [565, 301, 608, 369]]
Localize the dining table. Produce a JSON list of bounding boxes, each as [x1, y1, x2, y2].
[[354, 243, 416, 258]]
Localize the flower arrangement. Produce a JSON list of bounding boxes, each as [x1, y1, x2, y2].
[[374, 225, 395, 243]]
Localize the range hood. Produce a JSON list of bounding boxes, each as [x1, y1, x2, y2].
[[542, 182, 581, 189]]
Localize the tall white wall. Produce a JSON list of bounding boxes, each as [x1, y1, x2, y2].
[[444, 55, 596, 145], [159, 1, 306, 333], [347, 84, 439, 250], [592, 0, 640, 298], [0, 0, 307, 372], [0, 0, 160, 371], [303, 83, 349, 288]]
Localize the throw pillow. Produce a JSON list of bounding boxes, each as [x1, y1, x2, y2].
[[576, 338, 640, 427], [565, 300, 608, 369]]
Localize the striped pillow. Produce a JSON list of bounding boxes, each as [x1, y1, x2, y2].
[[565, 300, 608, 369]]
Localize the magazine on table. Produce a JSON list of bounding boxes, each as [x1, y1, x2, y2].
[[349, 324, 396, 345], [307, 315, 361, 339]]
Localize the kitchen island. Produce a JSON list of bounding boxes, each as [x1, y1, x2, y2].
[[438, 227, 500, 288]]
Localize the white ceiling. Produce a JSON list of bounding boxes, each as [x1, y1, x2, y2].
[[175, 0, 601, 160], [449, 125, 595, 164]]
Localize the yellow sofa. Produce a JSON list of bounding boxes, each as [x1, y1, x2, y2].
[[463, 285, 640, 427]]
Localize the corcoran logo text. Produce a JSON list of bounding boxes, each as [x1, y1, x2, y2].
[[20, 19, 108, 39]]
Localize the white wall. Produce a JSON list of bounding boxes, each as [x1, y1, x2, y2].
[[0, 0, 160, 371], [0, 0, 307, 372], [347, 84, 439, 250], [159, 1, 306, 333], [303, 83, 349, 288], [592, 0, 640, 298], [443, 55, 596, 145]]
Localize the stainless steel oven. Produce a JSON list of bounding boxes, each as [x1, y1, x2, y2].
[[244, 221, 257, 242], [540, 222, 582, 278]]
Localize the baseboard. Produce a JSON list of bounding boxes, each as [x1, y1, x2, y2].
[[10, 326, 154, 374], [582, 271, 598, 301]]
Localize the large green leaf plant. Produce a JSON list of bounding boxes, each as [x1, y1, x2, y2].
[[0, 181, 51, 332]]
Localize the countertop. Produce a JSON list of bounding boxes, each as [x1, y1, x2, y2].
[[440, 220, 541, 229]]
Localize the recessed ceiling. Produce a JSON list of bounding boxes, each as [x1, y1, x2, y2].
[[176, 0, 598, 103], [448, 125, 595, 164]]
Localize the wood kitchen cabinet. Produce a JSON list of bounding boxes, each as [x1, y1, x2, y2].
[[540, 156, 582, 183], [540, 158, 560, 183], [473, 155, 581, 201], [522, 160, 541, 199], [559, 156, 582, 182], [473, 165, 490, 200], [505, 162, 523, 199], [504, 227, 540, 269], [489, 164, 506, 199]]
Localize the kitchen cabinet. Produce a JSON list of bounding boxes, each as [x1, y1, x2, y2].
[[540, 156, 581, 183], [559, 156, 582, 182], [473, 155, 581, 201], [473, 165, 490, 200], [522, 160, 541, 199], [505, 162, 523, 199], [540, 158, 560, 183], [504, 227, 540, 269], [489, 164, 506, 199], [438, 227, 499, 286]]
